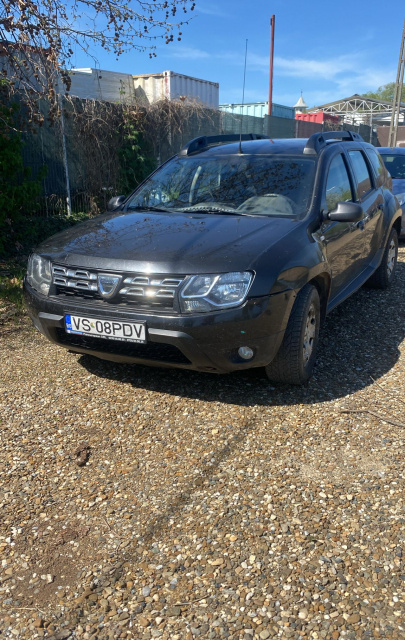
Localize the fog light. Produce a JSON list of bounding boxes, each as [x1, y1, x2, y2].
[[238, 346, 254, 360]]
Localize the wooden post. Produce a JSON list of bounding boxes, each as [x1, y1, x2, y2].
[[268, 15, 275, 116]]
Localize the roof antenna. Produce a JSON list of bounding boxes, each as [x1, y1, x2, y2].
[[239, 39, 248, 154]]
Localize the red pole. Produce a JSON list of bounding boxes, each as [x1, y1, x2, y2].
[[268, 14, 275, 116]]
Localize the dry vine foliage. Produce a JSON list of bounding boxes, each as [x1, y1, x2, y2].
[[64, 96, 131, 205], [61, 96, 216, 212], [0, 0, 196, 123], [141, 97, 218, 163]]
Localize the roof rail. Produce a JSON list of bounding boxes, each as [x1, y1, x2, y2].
[[179, 133, 269, 156], [304, 130, 364, 155]]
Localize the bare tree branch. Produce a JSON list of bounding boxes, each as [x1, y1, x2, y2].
[[0, 0, 196, 121]]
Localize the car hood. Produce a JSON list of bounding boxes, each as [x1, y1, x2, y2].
[[392, 178, 405, 197], [37, 209, 302, 274]]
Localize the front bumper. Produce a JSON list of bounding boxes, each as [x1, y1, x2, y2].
[[23, 281, 295, 373]]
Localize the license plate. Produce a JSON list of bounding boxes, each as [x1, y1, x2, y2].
[[65, 314, 146, 343]]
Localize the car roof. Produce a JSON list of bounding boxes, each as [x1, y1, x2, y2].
[[199, 138, 309, 156], [377, 147, 405, 155], [178, 131, 369, 158]]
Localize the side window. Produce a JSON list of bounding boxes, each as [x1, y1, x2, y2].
[[325, 154, 353, 212], [348, 150, 373, 199], [365, 148, 385, 187]]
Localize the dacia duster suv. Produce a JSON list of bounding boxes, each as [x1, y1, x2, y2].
[[24, 131, 402, 384]]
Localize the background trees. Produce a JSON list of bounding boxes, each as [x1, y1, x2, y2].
[[364, 82, 405, 103]]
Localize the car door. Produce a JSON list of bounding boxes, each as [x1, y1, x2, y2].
[[317, 152, 367, 299], [346, 148, 384, 262]]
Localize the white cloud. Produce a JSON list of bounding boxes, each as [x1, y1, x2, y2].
[[278, 53, 393, 87], [247, 51, 396, 103], [194, 2, 229, 17], [170, 46, 212, 60], [275, 55, 354, 79]]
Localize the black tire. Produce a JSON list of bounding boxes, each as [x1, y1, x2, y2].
[[265, 283, 320, 385], [367, 228, 398, 289]]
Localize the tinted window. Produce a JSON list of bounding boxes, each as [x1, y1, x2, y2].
[[325, 154, 353, 212], [365, 149, 385, 186], [379, 153, 405, 179], [348, 150, 373, 199]]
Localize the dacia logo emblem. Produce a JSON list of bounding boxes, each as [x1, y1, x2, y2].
[[98, 274, 121, 298]]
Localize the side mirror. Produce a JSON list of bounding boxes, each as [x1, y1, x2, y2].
[[107, 195, 126, 211], [326, 202, 363, 223]]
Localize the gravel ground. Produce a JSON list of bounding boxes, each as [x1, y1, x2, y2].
[[1, 249, 405, 640]]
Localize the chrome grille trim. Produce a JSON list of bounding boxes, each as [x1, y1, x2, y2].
[[119, 276, 184, 301], [52, 265, 98, 292], [119, 287, 145, 297], [52, 264, 186, 308], [53, 266, 97, 281]]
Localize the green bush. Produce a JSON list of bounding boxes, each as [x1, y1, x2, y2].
[[0, 211, 91, 258], [118, 120, 156, 195], [0, 104, 46, 218], [0, 262, 26, 312], [0, 212, 92, 310], [0, 100, 48, 255]]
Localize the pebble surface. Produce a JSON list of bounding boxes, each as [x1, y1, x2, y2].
[[1, 248, 405, 639]]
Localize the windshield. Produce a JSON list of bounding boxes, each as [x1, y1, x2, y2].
[[380, 153, 405, 179], [125, 154, 316, 217]]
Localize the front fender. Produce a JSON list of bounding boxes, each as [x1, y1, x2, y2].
[[382, 188, 402, 241]]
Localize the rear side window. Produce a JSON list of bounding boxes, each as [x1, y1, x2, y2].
[[325, 154, 353, 212], [348, 150, 373, 199], [365, 149, 385, 186]]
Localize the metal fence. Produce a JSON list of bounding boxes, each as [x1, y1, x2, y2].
[[19, 98, 376, 217]]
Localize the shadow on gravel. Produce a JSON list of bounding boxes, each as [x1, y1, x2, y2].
[[79, 262, 405, 407]]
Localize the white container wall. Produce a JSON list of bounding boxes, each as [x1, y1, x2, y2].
[[67, 68, 135, 103], [133, 71, 219, 108]]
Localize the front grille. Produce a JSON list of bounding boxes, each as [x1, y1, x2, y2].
[[53, 266, 98, 292], [51, 265, 186, 311], [55, 329, 191, 364]]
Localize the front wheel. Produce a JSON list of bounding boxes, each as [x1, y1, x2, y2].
[[366, 228, 398, 289], [265, 284, 320, 385]]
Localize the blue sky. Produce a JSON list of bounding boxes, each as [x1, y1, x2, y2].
[[71, 0, 405, 109]]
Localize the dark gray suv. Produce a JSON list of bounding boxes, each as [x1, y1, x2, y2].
[[24, 131, 401, 384]]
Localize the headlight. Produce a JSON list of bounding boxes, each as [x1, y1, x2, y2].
[[180, 271, 253, 313], [26, 253, 52, 296]]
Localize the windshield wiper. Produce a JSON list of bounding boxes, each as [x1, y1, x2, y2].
[[126, 205, 175, 212], [179, 205, 245, 215]]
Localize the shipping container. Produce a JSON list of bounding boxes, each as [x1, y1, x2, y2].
[[132, 71, 219, 108], [67, 68, 135, 103], [219, 102, 295, 119], [295, 112, 339, 124]]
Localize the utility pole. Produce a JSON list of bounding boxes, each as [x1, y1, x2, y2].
[[388, 19, 405, 147], [268, 15, 275, 116]]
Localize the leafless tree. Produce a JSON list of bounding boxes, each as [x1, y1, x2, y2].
[[0, 0, 196, 121]]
